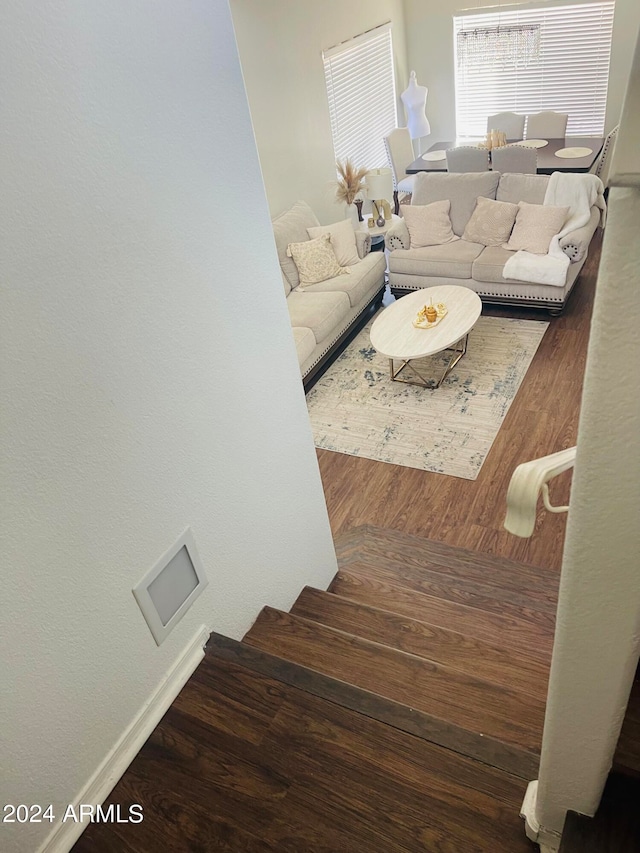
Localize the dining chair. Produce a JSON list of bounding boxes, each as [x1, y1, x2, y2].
[[525, 111, 568, 139], [445, 146, 490, 172], [384, 128, 417, 214], [490, 145, 537, 174], [590, 125, 619, 189], [486, 112, 526, 140]]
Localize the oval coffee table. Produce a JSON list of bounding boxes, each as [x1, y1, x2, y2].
[[370, 285, 482, 388]]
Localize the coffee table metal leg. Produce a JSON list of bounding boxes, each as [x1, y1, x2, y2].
[[437, 333, 468, 387], [388, 334, 470, 389], [390, 358, 434, 387]]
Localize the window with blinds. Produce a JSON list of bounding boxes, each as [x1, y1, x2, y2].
[[323, 23, 397, 171], [454, 1, 615, 138]]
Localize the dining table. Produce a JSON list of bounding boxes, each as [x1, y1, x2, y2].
[[406, 137, 604, 175]]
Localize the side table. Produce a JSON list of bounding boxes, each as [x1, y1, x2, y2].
[[356, 213, 403, 253], [356, 213, 402, 239]]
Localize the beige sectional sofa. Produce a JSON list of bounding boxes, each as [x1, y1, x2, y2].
[[272, 201, 387, 387], [386, 171, 602, 314]]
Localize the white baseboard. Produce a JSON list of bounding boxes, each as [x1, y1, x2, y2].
[[38, 625, 210, 853], [521, 780, 562, 853]]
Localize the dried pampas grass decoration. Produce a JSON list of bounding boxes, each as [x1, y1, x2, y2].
[[334, 159, 369, 205]]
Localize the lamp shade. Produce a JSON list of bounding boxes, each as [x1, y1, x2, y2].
[[365, 168, 394, 201]]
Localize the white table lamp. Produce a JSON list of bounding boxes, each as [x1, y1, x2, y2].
[[366, 168, 394, 225]]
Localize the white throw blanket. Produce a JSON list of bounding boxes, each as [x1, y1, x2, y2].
[[503, 172, 606, 287]]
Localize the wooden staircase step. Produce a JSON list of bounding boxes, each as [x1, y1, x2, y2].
[[343, 559, 557, 626], [262, 692, 532, 853], [330, 569, 554, 662], [244, 607, 546, 755], [335, 525, 560, 594], [558, 773, 640, 852], [341, 551, 559, 615], [172, 652, 288, 747], [291, 586, 550, 698], [208, 632, 539, 779]]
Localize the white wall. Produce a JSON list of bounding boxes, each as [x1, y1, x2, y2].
[[230, 0, 408, 223], [533, 181, 640, 840], [606, 0, 640, 131], [523, 31, 640, 846], [0, 2, 337, 851], [402, 0, 640, 142]]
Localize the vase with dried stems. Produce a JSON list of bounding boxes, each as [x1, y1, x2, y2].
[[334, 159, 368, 225]]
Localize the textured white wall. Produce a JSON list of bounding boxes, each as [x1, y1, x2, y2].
[[535, 181, 640, 832], [229, 0, 408, 223], [0, 2, 337, 851], [533, 31, 640, 835], [402, 0, 640, 142]]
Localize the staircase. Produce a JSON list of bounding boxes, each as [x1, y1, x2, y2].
[[558, 773, 640, 852], [72, 524, 640, 852], [211, 525, 560, 782]]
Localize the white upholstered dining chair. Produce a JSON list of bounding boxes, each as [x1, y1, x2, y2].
[[486, 112, 526, 139], [446, 146, 490, 172], [525, 111, 568, 139], [384, 128, 417, 213], [590, 125, 619, 189], [490, 145, 537, 174]]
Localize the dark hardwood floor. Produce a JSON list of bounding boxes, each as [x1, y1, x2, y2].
[[72, 241, 602, 852], [75, 651, 540, 852], [318, 231, 601, 571], [614, 665, 640, 778]]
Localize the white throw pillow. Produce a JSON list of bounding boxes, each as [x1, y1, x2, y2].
[[286, 234, 350, 286], [462, 197, 519, 246], [503, 202, 570, 254], [402, 200, 459, 248], [307, 219, 360, 266]]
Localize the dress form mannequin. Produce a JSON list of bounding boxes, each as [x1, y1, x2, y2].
[[401, 71, 431, 150]]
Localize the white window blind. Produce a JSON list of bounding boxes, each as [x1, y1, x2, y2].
[[454, 2, 614, 138], [323, 23, 397, 170]]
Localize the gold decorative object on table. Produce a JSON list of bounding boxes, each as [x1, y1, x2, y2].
[[479, 129, 508, 151], [413, 301, 448, 329], [366, 168, 394, 227], [372, 198, 392, 226]]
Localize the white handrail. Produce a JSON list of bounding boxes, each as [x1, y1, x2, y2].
[[504, 446, 576, 538]]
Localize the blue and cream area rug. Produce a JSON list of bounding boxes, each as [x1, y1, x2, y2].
[[306, 314, 548, 480]]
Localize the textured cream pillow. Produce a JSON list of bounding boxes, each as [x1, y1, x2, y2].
[[402, 200, 459, 248], [286, 234, 349, 286], [307, 219, 360, 266], [503, 202, 570, 254], [462, 197, 518, 246]]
